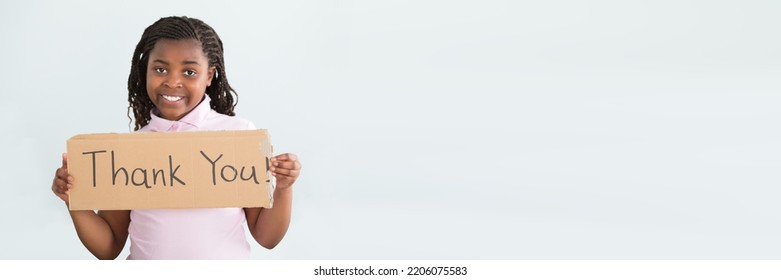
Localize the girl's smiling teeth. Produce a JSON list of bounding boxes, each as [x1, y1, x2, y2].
[[162, 94, 183, 102]]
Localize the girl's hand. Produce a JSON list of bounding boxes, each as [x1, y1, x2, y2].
[[52, 153, 73, 205], [270, 153, 301, 189]]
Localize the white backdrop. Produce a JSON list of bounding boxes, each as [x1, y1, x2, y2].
[[0, 0, 779, 259]]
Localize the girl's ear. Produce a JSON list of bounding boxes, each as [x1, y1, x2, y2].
[[206, 66, 217, 86]]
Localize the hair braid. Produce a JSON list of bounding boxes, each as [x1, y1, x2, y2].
[[127, 16, 238, 131]]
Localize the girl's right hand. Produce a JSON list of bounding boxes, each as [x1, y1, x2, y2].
[[52, 153, 73, 205]]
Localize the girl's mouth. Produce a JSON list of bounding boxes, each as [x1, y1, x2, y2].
[[162, 94, 183, 102]]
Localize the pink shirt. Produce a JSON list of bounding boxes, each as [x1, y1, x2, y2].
[[127, 95, 256, 259]]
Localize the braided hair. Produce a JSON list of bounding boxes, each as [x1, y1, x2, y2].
[[127, 16, 237, 131]]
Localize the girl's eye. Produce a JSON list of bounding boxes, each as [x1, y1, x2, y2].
[[184, 70, 197, 77], [154, 67, 166, 74]]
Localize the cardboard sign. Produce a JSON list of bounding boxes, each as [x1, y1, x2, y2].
[[66, 130, 274, 211]]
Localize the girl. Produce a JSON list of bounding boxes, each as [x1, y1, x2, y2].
[[50, 16, 302, 259]]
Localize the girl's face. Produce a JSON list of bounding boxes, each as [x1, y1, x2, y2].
[[146, 39, 216, 121]]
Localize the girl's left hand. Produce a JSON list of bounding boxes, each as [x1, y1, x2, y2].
[[270, 153, 301, 189]]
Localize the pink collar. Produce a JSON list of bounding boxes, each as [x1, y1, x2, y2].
[[147, 94, 212, 131]]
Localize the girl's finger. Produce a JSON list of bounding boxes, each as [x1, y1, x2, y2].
[[273, 161, 299, 170], [274, 153, 298, 162], [56, 168, 66, 179], [54, 178, 66, 188], [53, 183, 68, 194], [293, 160, 301, 170], [273, 167, 300, 177], [275, 169, 299, 178], [273, 167, 293, 176]]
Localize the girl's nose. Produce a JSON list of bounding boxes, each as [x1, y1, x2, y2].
[[163, 80, 182, 88]]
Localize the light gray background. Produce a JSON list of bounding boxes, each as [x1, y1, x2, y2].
[[0, 0, 779, 259]]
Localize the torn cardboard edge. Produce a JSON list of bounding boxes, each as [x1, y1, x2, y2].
[[66, 129, 274, 211]]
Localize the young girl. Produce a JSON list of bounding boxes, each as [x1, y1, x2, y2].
[[50, 16, 302, 259]]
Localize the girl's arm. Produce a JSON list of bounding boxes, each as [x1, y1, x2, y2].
[[69, 210, 130, 260], [245, 187, 292, 249], [244, 153, 300, 249], [53, 153, 130, 259]]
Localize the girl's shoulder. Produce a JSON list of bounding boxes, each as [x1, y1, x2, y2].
[[204, 111, 256, 131]]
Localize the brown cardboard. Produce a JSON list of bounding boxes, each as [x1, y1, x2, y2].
[[66, 130, 274, 211]]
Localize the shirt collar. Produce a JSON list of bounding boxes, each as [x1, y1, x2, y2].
[[148, 94, 212, 131]]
